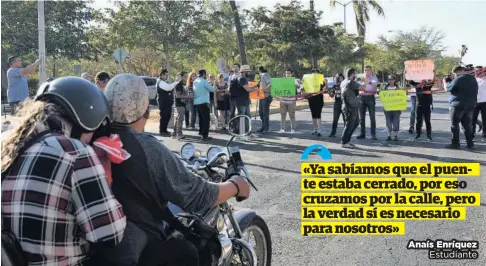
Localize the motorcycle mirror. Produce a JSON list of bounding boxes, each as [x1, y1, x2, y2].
[[227, 115, 251, 136]]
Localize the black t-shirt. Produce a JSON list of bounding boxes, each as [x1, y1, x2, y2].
[[174, 81, 186, 107], [209, 82, 215, 103], [409, 80, 433, 105], [229, 75, 250, 106], [330, 84, 342, 100]]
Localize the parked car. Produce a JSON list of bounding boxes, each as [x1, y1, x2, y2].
[[139, 76, 158, 105], [325, 77, 335, 88], [295, 78, 303, 94]]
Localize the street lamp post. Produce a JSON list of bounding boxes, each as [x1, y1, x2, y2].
[[38, 0, 47, 84], [331, 0, 353, 32]]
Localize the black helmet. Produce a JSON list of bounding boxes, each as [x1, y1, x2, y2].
[[35, 77, 110, 132]]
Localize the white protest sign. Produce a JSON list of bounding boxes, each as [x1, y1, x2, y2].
[[404, 60, 435, 81]]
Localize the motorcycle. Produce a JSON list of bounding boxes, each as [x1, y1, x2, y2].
[[171, 115, 272, 266]]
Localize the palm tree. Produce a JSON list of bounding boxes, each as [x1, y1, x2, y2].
[[330, 1, 384, 71], [229, 1, 247, 64], [310, 0, 318, 69]]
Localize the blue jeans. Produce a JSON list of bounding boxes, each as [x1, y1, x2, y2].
[[184, 100, 197, 128], [409, 96, 416, 129], [230, 100, 251, 119], [259, 96, 272, 131], [385, 111, 401, 134]]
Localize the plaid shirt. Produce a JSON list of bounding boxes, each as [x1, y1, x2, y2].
[[2, 133, 126, 266]]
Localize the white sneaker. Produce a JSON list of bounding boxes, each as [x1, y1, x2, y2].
[[341, 143, 355, 148], [290, 130, 295, 134], [279, 129, 285, 133]]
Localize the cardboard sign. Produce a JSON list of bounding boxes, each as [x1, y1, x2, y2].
[[404, 60, 435, 81], [302, 74, 324, 93], [380, 90, 407, 111], [249, 81, 264, 99], [270, 78, 296, 97]]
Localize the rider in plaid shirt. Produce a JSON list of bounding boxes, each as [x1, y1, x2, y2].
[[1, 77, 126, 266]]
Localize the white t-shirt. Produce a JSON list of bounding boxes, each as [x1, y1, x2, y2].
[[157, 79, 174, 91], [477, 77, 486, 103]]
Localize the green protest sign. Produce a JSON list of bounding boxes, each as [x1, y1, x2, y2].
[[271, 78, 296, 97]]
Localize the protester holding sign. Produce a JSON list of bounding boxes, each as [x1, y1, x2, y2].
[[409, 79, 434, 141], [381, 75, 405, 141], [446, 65, 478, 149], [357, 66, 378, 140], [258, 66, 273, 133], [279, 69, 298, 134], [304, 69, 325, 137]]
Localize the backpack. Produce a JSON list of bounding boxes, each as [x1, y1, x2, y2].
[[229, 75, 240, 98]]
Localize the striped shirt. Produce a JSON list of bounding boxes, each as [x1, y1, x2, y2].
[[1, 133, 126, 266]]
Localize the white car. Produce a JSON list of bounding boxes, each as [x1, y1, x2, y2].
[[139, 76, 158, 105]]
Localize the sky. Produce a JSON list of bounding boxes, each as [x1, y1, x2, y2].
[[91, 0, 486, 66]]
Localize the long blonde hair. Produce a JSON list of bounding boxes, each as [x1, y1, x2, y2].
[[1, 99, 61, 170], [186, 72, 196, 87]]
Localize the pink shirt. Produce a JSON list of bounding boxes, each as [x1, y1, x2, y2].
[[361, 76, 378, 95]]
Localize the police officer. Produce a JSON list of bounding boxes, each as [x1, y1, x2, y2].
[[409, 80, 433, 140]]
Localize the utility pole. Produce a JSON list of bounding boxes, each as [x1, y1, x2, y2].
[[38, 0, 47, 84], [330, 0, 353, 32]]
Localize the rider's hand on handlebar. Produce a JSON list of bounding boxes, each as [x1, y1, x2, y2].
[[230, 176, 250, 202]]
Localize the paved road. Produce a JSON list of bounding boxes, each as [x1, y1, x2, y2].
[[146, 93, 486, 266]]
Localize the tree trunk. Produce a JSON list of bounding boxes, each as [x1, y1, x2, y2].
[[52, 56, 57, 78], [229, 1, 247, 65]]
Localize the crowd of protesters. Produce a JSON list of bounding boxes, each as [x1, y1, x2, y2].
[[5, 57, 485, 148]]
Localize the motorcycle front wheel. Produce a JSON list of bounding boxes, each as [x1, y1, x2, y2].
[[241, 215, 272, 266]]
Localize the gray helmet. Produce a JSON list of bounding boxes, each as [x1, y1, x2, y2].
[[35, 77, 110, 132]]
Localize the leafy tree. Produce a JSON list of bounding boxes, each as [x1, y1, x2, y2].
[[1, 0, 94, 93], [331, 0, 385, 72], [367, 26, 450, 83], [321, 25, 363, 75], [245, 0, 337, 77]]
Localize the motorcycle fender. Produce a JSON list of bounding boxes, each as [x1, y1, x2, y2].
[[226, 208, 257, 233]]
